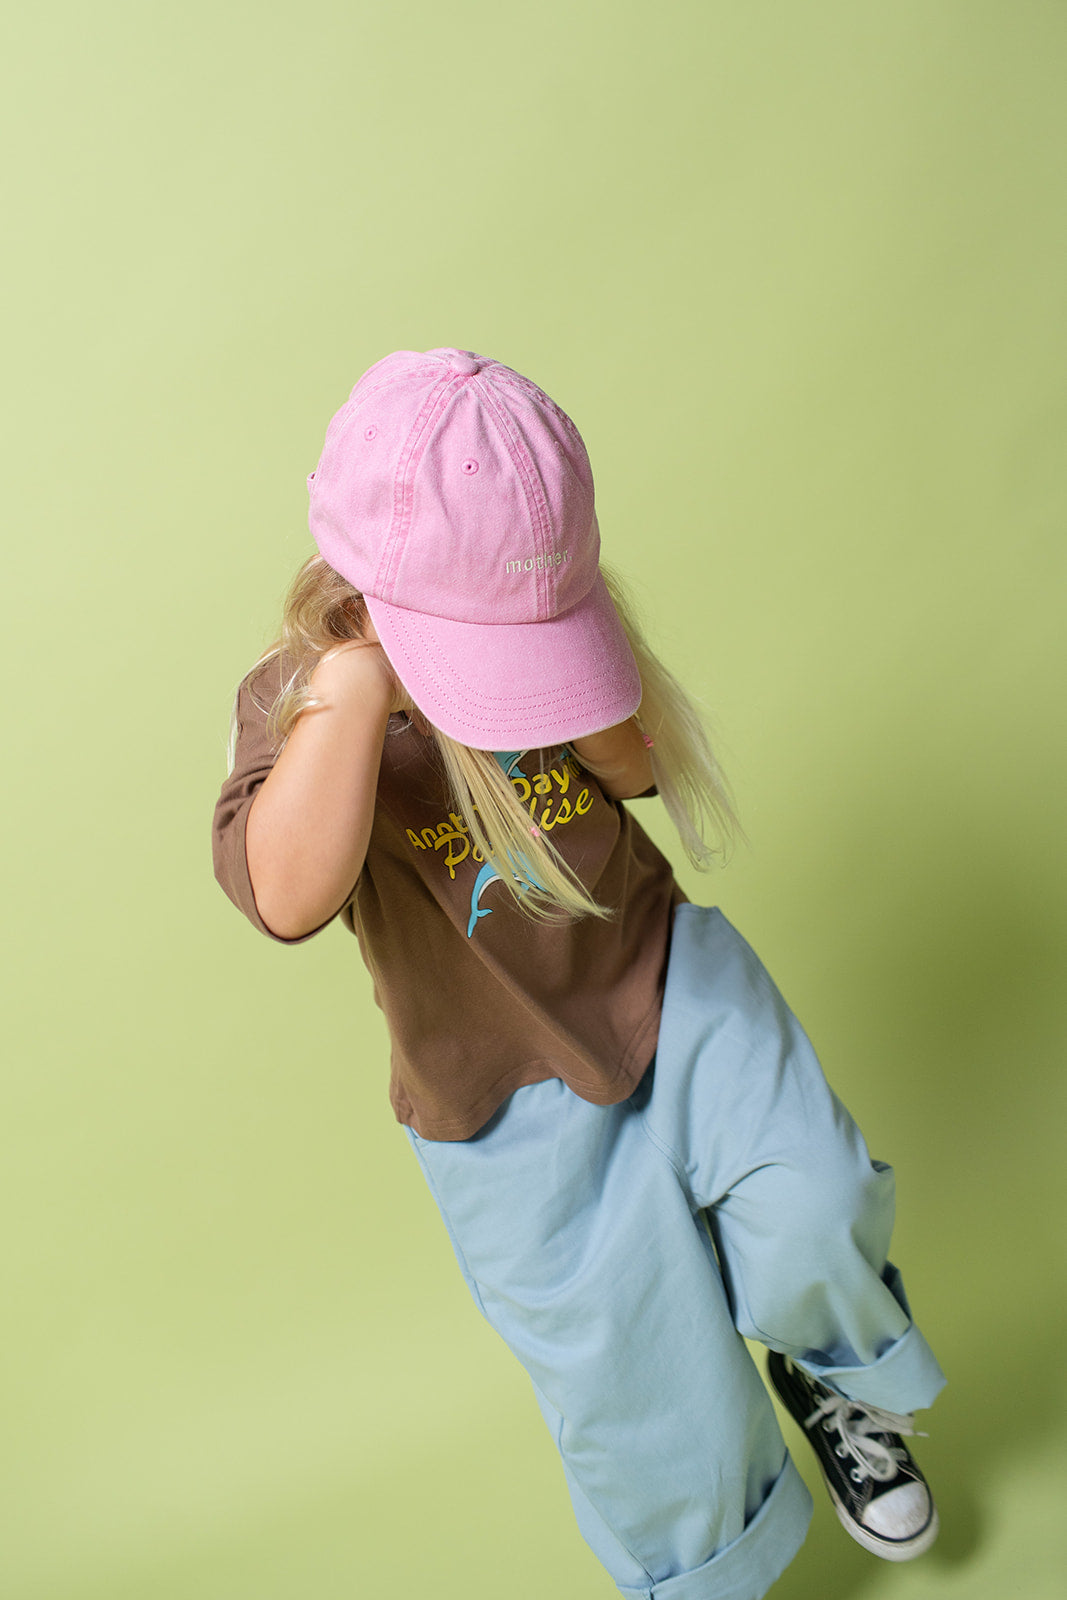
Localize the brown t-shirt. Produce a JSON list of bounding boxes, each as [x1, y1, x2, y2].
[[212, 654, 686, 1140]]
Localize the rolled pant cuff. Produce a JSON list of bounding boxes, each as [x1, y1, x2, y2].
[[617, 1455, 812, 1600], [797, 1267, 947, 1413]]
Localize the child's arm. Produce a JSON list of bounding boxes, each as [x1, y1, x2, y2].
[[570, 716, 655, 801], [243, 643, 403, 940]]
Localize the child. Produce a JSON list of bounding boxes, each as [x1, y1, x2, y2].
[[212, 347, 946, 1600]]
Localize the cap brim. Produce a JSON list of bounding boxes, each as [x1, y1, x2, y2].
[[364, 570, 641, 749]]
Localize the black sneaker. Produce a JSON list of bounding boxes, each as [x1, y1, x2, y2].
[[767, 1351, 939, 1561]]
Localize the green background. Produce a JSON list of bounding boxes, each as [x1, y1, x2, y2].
[[3, 2, 1065, 1596]]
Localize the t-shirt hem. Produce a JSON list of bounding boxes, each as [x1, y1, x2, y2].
[[393, 1017, 661, 1143], [391, 896, 680, 1142]]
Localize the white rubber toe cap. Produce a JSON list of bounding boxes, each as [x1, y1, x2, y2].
[[864, 1481, 932, 1539]]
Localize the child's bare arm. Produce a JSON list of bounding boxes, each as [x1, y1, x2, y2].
[[244, 643, 403, 939], [570, 716, 655, 800]]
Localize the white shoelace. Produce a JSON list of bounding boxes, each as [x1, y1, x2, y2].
[[803, 1391, 928, 1484]]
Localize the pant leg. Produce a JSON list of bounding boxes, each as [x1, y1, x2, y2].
[[644, 904, 947, 1414], [405, 1073, 812, 1600]]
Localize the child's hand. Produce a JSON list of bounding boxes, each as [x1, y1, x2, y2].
[[316, 632, 414, 717], [571, 716, 655, 800]]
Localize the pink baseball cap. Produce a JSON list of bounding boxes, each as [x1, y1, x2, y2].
[[306, 347, 641, 749]]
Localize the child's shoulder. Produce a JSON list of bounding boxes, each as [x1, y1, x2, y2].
[[226, 649, 301, 768], [237, 647, 300, 712]]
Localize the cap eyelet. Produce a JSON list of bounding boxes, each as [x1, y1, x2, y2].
[[364, 425, 378, 441], [461, 458, 479, 474]]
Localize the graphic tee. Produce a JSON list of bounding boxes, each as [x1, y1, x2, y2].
[[212, 653, 685, 1140]]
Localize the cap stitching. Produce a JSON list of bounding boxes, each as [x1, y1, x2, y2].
[[385, 607, 639, 738], [473, 377, 554, 621], [378, 372, 473, 601]]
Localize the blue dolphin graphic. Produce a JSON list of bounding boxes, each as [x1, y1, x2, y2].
[[467, 862, 504, 939]]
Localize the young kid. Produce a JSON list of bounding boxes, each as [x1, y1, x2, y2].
[[212, 347, 946, 1600]]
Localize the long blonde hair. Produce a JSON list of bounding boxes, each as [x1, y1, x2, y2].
[[234, 554, 740, 922]]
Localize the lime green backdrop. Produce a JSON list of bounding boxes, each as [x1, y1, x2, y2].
[[3, 2, 1064, 1597]]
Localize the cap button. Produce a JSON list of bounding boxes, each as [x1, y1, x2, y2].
[[448, 354, 482, 377]]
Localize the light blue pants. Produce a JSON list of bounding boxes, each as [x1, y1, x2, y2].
[[405, 904, 946, 1600]]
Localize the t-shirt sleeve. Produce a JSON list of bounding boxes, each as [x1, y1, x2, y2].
[[211, 656, 342, 945]]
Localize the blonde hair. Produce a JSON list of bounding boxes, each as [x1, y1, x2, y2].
[[233, 554, 740, 922]]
